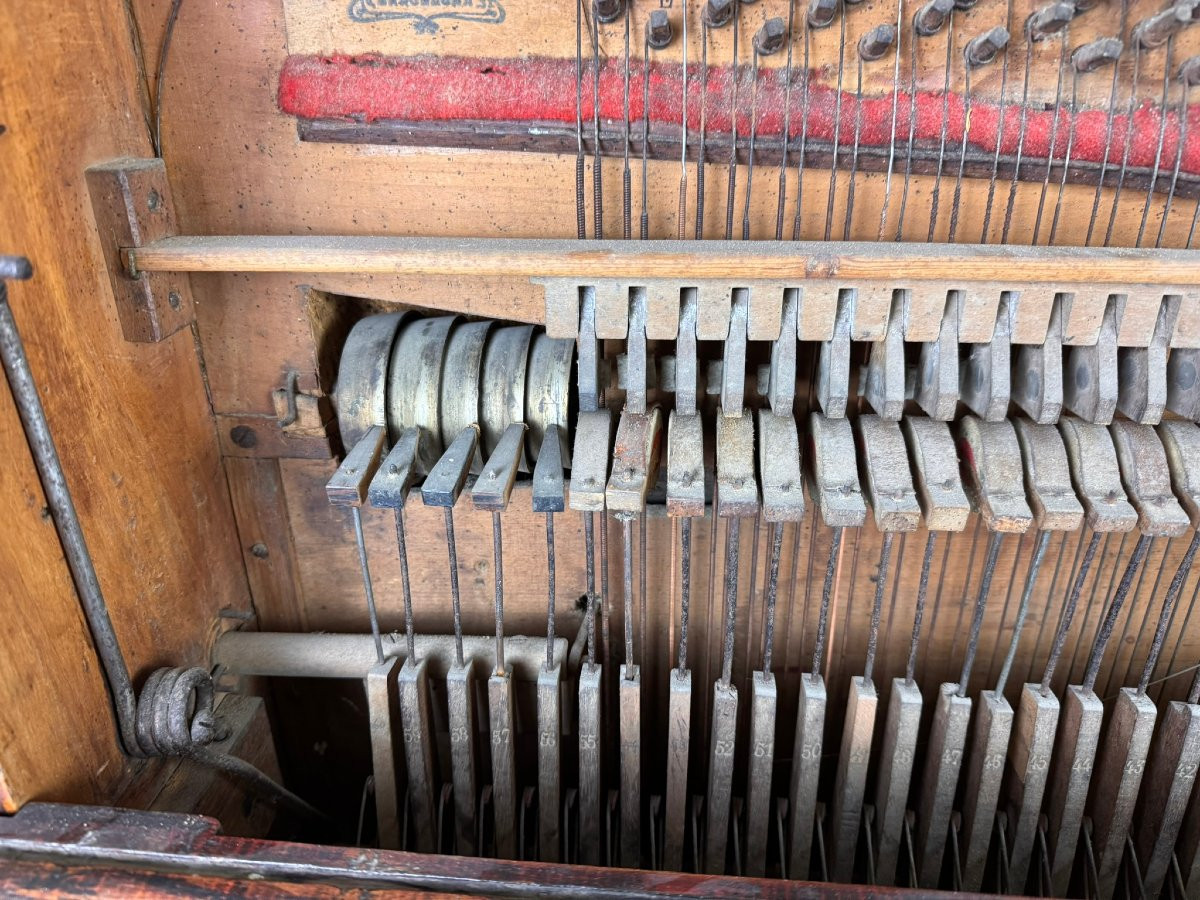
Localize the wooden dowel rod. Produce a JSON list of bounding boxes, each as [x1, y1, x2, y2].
[[127, 235, 1200, 286]]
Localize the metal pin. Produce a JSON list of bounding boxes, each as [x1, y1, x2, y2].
[[696, 12, 708, 239], [328, 425, 404, 849], [532, 425, 566, 862], [423, 425, 481, 856], [1030, 21, 1070, 247], [949, 28, 1008, 243], [897, 0, 953, 239], [1032, 530, 1100, 894], [327, 426, 388, 665], [472, 423, 525, 860], [925, 5, 957, 242], [592, 0, 605, 239], [705, 412, 757, 874], [961, 531, 1050, 890], [606, 408, 661, 870], [878, 0, 905, 241], [776, 3, 797, 240], [846, 26, 896, 239], [823, 2, 847, 241], [1137, 30, 1181, 247], [622, 0, 632, 241], [572, 397, 608, 870], [745, 521, 783, 876], [576, 0, 587, 238], [875, 531, 936, 885], [790, 11, 813, 239], [1103, 35, 1146, 248], [369, 427, 439, 854], [1130, 533, 1200, 896], [678, 1, 689, 238], [724, 5, 740, 241], [978, 0, 1022, 242], [1158, 58, 1200, 248], [642, 13, 672, 239]]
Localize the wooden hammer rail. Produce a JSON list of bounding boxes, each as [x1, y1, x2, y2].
[[125, 236, 1200, 347]]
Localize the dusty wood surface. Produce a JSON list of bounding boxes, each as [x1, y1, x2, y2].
[[132, 235, 1200, 286], [0, 0, 250, 810], [0, 800, 974, 898]]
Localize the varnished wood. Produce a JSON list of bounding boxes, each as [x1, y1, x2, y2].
[[129, 235, 1200, 287], [0, 0, 251, 811]]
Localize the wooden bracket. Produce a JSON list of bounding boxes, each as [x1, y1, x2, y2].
[[85, 158, 194, 342]]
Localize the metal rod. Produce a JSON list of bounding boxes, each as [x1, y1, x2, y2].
[[1083, 533, 1152, 693], [906, 532, 937, 684], [957, 532, 1004, 696], [1139, 530, 1200, 694], [1104, 44, 1144, 248], [863, 531, 894, 686], [996, 530, 1050, 696], [623, 516, 635, 666], [721, 517, 742, 686], [592, 0, 604, 239], [1030, 27, 1069, 245], [576, 0, 587, 238], [678, 0, 689, 238], [725, 11, 741, 241], [352, 508, 385, 666], [762, 521, 783, 673], [778, 0, 797, 240], [926, 11, 956, 243], [880, 0, 905, 241], [395, 508, 416, 661], [0, 258, 140, 755], [492, 511, 506, 675], [1137, 36, 1176, 247], [824, 8, 847, 242], [812, 526, 843, 677], [679, 516, 693, 670], [445, 508, 466, 668], [546, 512, 557, 671]]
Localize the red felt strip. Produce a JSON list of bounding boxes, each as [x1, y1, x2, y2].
[[278, 53, 1200, 175]]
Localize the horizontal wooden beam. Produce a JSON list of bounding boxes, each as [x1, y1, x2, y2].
[[128, 236, 1200, 287]]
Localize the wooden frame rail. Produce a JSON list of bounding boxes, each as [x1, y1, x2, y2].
[[126, 236, 1200, 287]]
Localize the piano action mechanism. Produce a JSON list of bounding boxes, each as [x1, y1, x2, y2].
[[10, 0, 1200, 896]]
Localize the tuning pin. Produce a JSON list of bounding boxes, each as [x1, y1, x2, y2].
[[646, 9, 673, 48], [754, 17, 787, 54], [964, 26, 1009, 66], [1072, 37, 1123, 72], [1135, 4, 1191, 48], [809, 0, 839, 29], [1026, 2, 1074, 40], [594, 0, 624, 24], [859, 23, 897, 60], [1176, 0, 1200, 23], [914, 0, 955, 36], [705, 0, 735, 27], [1181, 55, 1200, 84]]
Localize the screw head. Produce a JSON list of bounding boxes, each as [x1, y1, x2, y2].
[[858, 23, 897, 60], [230, 425, 258, 449], [168, 290, 182, 310], [594, 0, 624, 24], [808, 0, 839, 29], [646, 10, 673, 49], [914, 0, 955, 35], [755, 17, 788, 54], [705, 0, 735, 28]]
